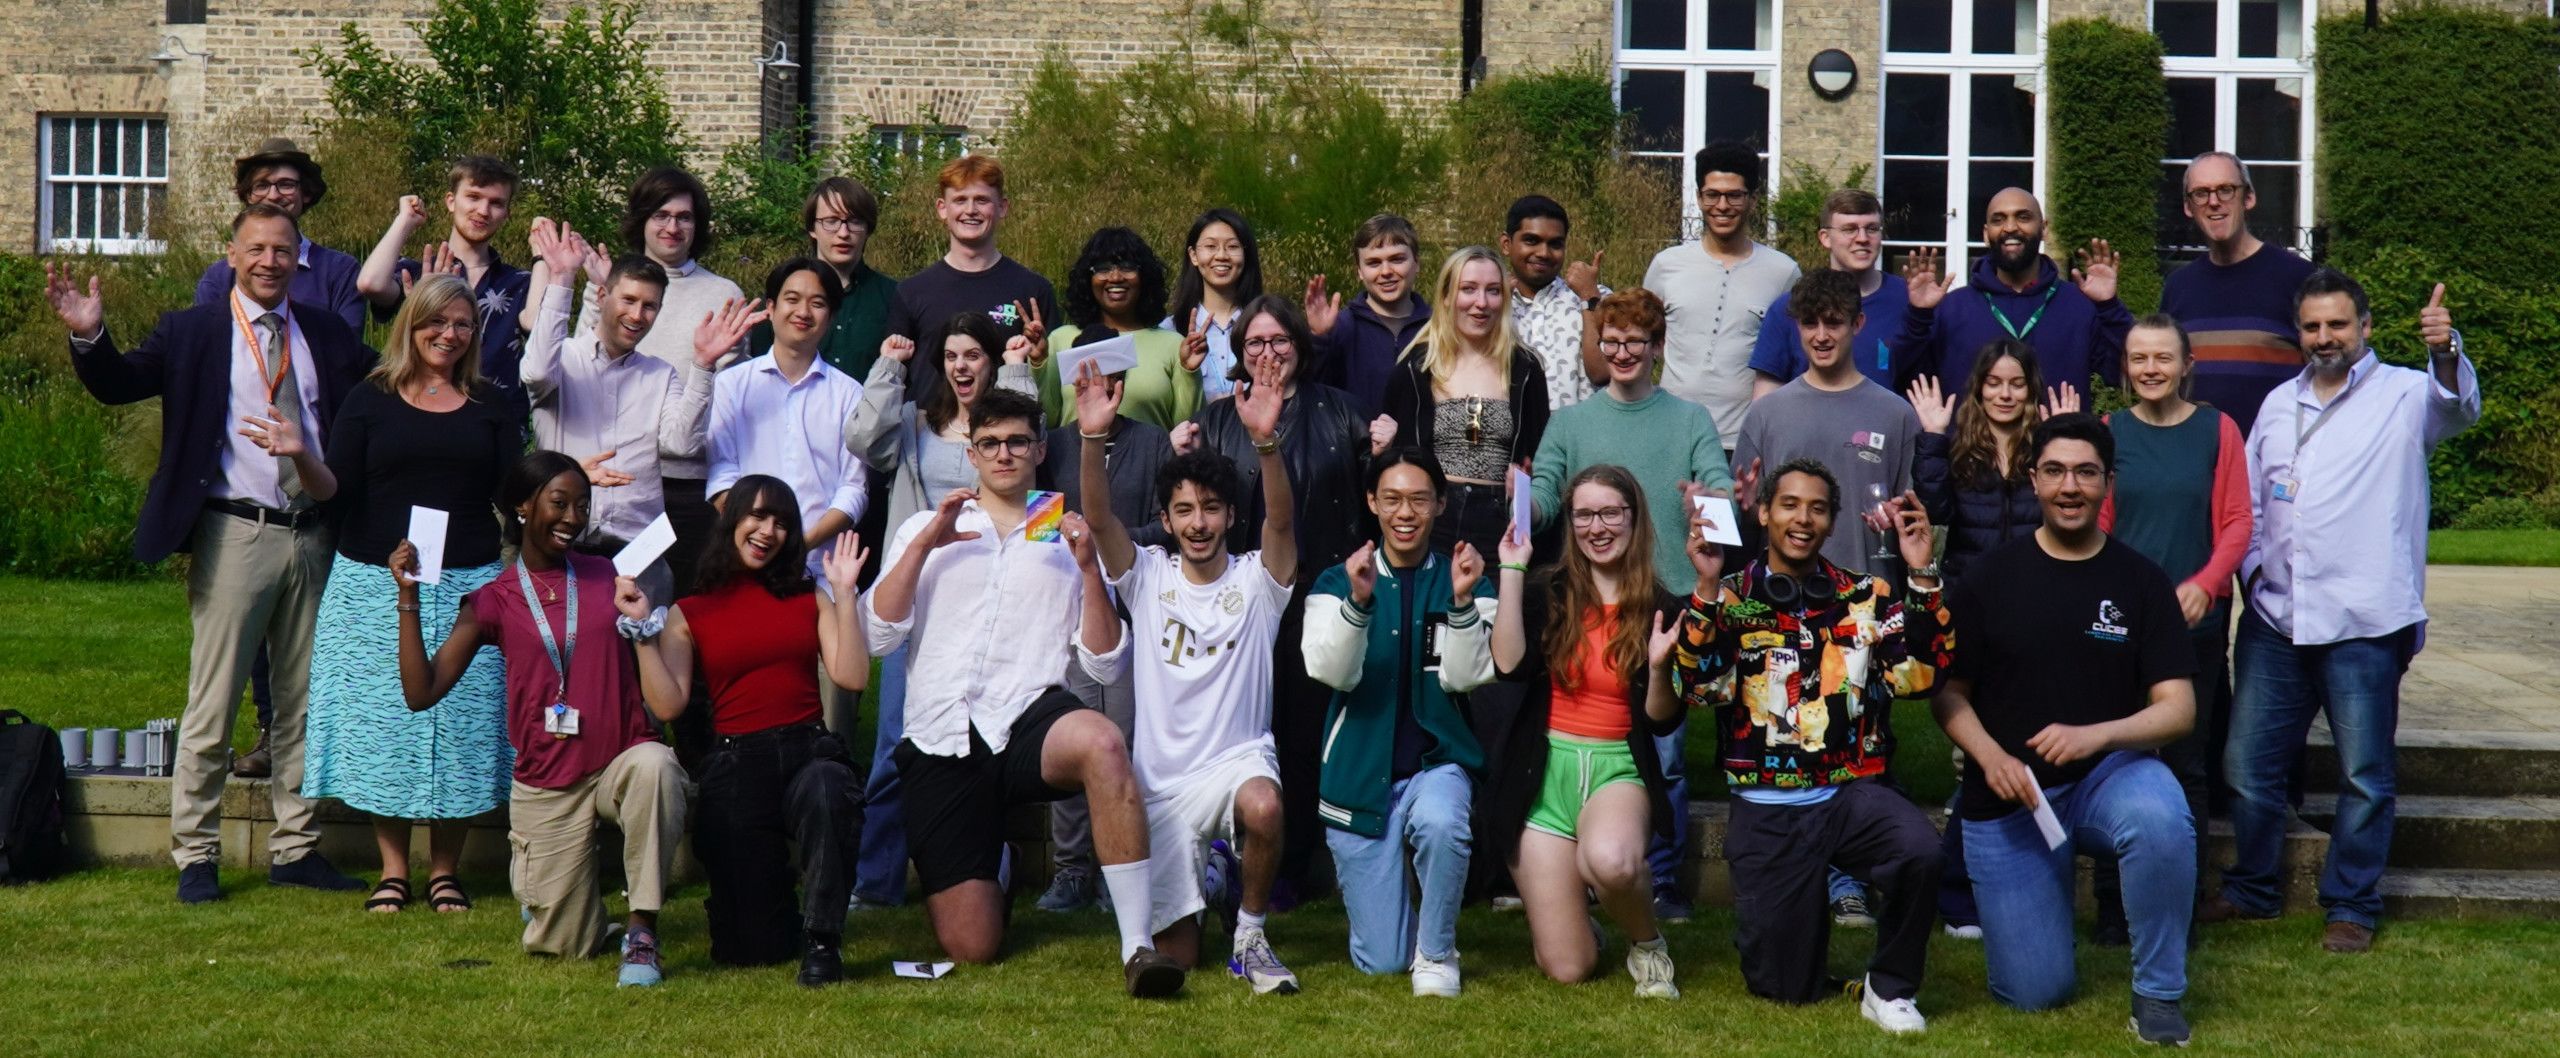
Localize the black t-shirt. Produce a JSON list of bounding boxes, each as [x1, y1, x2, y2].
[[321, 383, 522, 568], [884, 255, 1058, 346], [1947, 534, 2195, 820]]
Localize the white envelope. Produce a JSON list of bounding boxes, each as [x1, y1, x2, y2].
[[892, 960, 955, 980], [405, 506, 449, 586], [1508, 466, 1533, 546], [1055, 331, 1140, 385], [2032, 792, 2069, 851], [1690, 495, 1743, 547], [614, 513, 678, 578]]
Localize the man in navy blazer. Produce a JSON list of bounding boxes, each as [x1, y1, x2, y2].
[[48, 203, 375, 903]]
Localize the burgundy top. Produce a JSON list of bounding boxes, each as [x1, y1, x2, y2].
[[678, 576, 823, 736], [467, 552, 659, 788]]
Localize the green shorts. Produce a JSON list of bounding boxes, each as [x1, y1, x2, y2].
[[1524, 732, 1643, 841]]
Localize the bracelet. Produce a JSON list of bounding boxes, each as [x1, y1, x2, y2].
[[394, 603, 420, 614], [1253, 437, 1281, 454], [1078, 429, 1112, 440], [616, 606, 668, 641], [1498, 562, 1529, 573]]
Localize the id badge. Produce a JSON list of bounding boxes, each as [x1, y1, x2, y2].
[[545, 702, 581, 739], [2272, 478, 2299, 503]]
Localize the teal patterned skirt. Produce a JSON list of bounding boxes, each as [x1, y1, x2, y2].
[[302, 554, 513, 819]]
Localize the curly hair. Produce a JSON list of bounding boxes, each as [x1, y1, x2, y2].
[[1061, 227, 1168, 331], [1156, 447, 1246, 512], [693, 475, 814, 600]]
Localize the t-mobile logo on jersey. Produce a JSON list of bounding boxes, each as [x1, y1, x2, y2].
[[1160, 617, 1238, 668], [2088, 600, 2129, 643]]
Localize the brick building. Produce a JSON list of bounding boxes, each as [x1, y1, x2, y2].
[[8, 0, 2547, 271]]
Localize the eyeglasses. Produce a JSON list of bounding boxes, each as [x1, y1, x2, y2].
[[812, 217, 868, 235], [969, 436, 1040, 457], [1699, 190, 1754, 206], [1372, 494, 1435, 513], [418, 319, 477, 336], [648, 210, 697, 228], [2032, 463, 2109, 485], [1830, 224, 1884, 238], [1598, 338, 1651, 354], [2184, 184, 2246, 205], [1243, 337, 1293, 354], [249, 179, 304, 195], [1570, 505, 1632, 528]]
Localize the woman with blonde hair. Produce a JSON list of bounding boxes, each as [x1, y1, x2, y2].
[[1383, 245, 1550, 559], [249, 272, 521, 914]]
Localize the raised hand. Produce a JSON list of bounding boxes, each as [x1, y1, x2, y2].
[[1169, 420, 1202, 455], [2026, 722, 2110, 766], [1907, 376, 1955, 434], [1729, 458, 1764, 510], [1902, 247, 1949, 311], [388, 540, 423, 592], [1496, 523, 1533, 569], [822, 533, 869, 600], [1891, 491, 1937, 573], [42, 262, 103, 337], [1686, 499, 1726, 593], [1450, 542, 1485, 604], [579, 449, 635, 489], [613, 575, 653, 621], [2420, 283, 2454, 355], [917, 488, 983, 553], [389, 194, 430, 236], [1014, 299, 1047, 352], [1564, 250, 1605, 301], [1344, 541, 1378, 606], [1001, 332, 1036, 366], [1061, 511, 1098, 570], [2071, 238, 2120, 304], [2041, 381, 2082, 419], [530, 217, 587, 279], [694, 297, 768, 369], [579, 243, 611, 290], [1367, 414, 1396, 457], [1302, 275, 1343, 335], [1646, 610, 1681, 667], [1072, 358, 1124, 438], [239, 405, 304, 458], [422, 240, 464, 279], [1237, 360, 1285, 445], [880, 334, 916, 364], [1179, 318, 1209, 374]]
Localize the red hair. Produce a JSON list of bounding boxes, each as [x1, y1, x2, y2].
[[937, 155, 1005, 197]]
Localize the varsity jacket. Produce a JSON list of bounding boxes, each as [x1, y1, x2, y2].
[[1302, 549, 1497, 838]]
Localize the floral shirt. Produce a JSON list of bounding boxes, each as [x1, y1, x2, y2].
[[1512, 277, 1609, 410]]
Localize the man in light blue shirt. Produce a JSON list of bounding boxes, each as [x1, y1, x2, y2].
[[2208, 268, 2481, 953]]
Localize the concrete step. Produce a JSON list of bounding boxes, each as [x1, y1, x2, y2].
[[2381, 868, 2560, 919], [2304, 728, 2560, 798], [2297, 794, 2560, 871]]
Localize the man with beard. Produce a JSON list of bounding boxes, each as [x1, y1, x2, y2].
[[1893, 187, 2131, 402], [2159, 153, 2317, 438], [2204, 268, 2479, 955], [1750, 188, 1907, 395], [1643, 139, 1802, 452]]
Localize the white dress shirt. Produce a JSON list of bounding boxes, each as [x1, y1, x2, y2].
[[208, 289, 325, 509], [862, 501, 1129, 757], [2244, 340, 2481, 645], [706, 351, 869, 546], [521, 284, 715, 543]]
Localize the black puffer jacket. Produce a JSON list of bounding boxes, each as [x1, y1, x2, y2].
[[1913, 430, 2041, 583], [1192, 381, 1373, 580]]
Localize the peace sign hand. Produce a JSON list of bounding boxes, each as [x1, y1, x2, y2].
[[43, 262, 103, 337], [1013, 299, 1047, 355], [1179, 318, 1210, 373], [1902, 248, 1949, 311], [1564, 250, 1605, 301], [2419, 283, 2455, 355], [2071, 238, 2120, 304]]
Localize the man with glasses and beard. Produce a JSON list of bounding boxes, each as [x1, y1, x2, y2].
[[1893, 188, 2132, 403]]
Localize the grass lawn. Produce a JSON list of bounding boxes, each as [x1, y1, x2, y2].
[[2428, 529, 2560, 567], [4, 869, 2557, 1057]]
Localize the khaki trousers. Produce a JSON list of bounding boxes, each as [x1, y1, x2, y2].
[[172, 508, 332, 867], [508, 740, 690, 958]]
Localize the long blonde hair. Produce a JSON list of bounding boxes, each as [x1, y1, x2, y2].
[[1543, 465, 1657, 692], [369, 272, 485, 396], [1402, 245, 1518, 390]]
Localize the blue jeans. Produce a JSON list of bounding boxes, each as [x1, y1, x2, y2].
[[1325, 763, 1472, 974], [853, 644, 910, 904], [2221, 612, 2413, 929], [1645, 719, 1690, 896], [1965, 752, 2195, 1008]]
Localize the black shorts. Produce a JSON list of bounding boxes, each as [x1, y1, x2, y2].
[[895, 687, 1090, 896]]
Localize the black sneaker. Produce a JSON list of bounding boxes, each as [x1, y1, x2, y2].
[[1831, 892, 1876, 929], [269, 852, 364, 892], [797, 932, 844, 988], [1652, 887, 1695, 925], [177, 861, 222, 904], [2130, 994, 2192, 1046], [1124, 945, 1186, 998]]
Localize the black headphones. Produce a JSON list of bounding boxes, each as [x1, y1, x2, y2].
[[1748, 559, 1836, 614]]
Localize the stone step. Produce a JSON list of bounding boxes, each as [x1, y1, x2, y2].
[[2304, 728, 2560, 798], [2297, 794, 2560, 871], [2381, 868, 2560, 919]]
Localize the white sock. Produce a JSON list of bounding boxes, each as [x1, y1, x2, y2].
[[1100, 859, 1154, 961], [1633, 935, 1667, 952], [1235, 908, 1267, 946]]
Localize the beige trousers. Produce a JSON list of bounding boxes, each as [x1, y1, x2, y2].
[[508, 740, 690, 958], [172, 508, 332, 867]]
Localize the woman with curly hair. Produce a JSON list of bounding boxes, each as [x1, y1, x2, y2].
[[1033, 226, 1199, 429]]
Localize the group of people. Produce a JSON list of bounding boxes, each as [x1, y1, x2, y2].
[[40, 133, 2479, 1044]]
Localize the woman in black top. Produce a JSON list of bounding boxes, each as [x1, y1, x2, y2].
[[256, 273, 521, 914], [1382, 246, 1551, 560]]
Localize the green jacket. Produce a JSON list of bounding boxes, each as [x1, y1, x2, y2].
[[1302, 550, 1497, 838]]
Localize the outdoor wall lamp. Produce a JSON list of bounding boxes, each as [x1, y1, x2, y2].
[[756, 41, 801, 80], [1807, 48, 1858, 101], [148, 36, 212, 75]]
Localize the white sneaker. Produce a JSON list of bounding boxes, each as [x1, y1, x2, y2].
[[1860, 976, 1927, 1034], [1410, 948, 1461, 997], [1626, 940, 1679, 999], [1943, 923, 1983, 940]]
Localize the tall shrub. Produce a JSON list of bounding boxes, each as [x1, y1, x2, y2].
[[2045, 19, 2169, 316]]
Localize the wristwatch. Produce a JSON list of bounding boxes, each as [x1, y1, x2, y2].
[[1582, 295, 1603, 312]]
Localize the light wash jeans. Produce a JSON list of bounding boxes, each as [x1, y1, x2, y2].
[[1965, 751, 2195, 1009], [1324, 763, 1473, 973]]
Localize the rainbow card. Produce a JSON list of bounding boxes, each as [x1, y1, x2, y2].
[[1023, 490, 1066, 543]]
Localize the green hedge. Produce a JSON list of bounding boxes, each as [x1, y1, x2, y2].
[[2045, 19, 2168, 316], [2319, 8, 2560, 521]]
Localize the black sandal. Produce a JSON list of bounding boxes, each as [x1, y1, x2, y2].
[[425, 874, 473, 913], [366, 876, 410, 913]]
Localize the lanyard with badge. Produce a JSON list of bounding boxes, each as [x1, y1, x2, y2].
[[2277, 369, 2368, 503], [228, 296, 298, 406], [517, 560, 581, 738], [1980, 284, 2060, 342]]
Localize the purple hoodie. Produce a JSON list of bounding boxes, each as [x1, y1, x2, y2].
[[1891, 253, 2131, 396]]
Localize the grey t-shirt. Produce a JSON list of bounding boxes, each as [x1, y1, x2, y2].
[[1733, 377, 1921, 573], [1643, 240, 1801, 450]]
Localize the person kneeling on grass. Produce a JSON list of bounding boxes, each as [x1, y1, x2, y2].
[[623, 475, 871, 987], [1678, 457, 1950, 1033], [391, 450, 691, 988], [1302, 449, 1496, 997], [1487, 465, 1705, 999], [1071, 355, 1301, 993]]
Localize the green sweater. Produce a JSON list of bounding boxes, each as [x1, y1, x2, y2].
[[1531, 386, 1733, 593]]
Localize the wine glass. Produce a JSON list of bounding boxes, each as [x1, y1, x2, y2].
[[1867, 481, 1895, 563]]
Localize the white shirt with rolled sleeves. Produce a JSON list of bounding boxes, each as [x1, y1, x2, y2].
[[706, 353, 869, 567], [861, 501, 1130, 757], [2243, 341, 2481, 646], [520, 284, 715, 544]]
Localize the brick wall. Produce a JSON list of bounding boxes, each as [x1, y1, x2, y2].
[[1782, 0, 1884, 190], [1480, 0, 1612, 75], [0, 0, 178, 253]]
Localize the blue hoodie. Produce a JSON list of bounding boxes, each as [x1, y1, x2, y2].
[[1891, 253, 2131, 396], [1313, 295, 1430, 419]]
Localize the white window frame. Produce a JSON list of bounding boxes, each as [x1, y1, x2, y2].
[[38, 115, 169, 256], [1878, 0, 2051, 278], [2154, 0, 2318, 259], [1613, 0, 1786, 238]]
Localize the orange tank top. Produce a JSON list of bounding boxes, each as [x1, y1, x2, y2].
[[1548, 604, 1632, 740]]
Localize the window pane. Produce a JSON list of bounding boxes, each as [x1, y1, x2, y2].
[[148, 186, 169, 239], [2249, 163, 2301, 247], [1966, 160, 2037, 240], [1883, 73, 1950, 155], [76, 186, 97, 239], [47, 118, 69, 175], [106, 185, 127, 240], [50, 184, 73, 240], [147, 121, 167, 177], [1971, 0, 2030, 56], [1624, 0, 1684, 50], [2236, 78, 2301, 161], [1702, 70, 1769, 146], [75, 119, 95, 176], [2157, 163, 2196, 253], [2154, 0, 2215, 56], [1888, 0, 1953, 53], [1882, 160, 1951, 243], [122, 120, 143, 177], [2239, 0, 2301, 59], [1705, 0, 1764, 50], [2165, 77, 2215, 158], [1969, 74, 2037, 157], [1619, 69, 1685, 151]]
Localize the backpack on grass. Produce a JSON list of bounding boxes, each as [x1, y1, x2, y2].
[[0, 710, 70, 883]]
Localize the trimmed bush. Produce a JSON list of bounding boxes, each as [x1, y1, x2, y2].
[[2045, 19, 2169, 316]]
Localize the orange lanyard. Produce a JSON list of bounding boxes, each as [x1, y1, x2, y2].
[[229, 296, 298, 406]]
